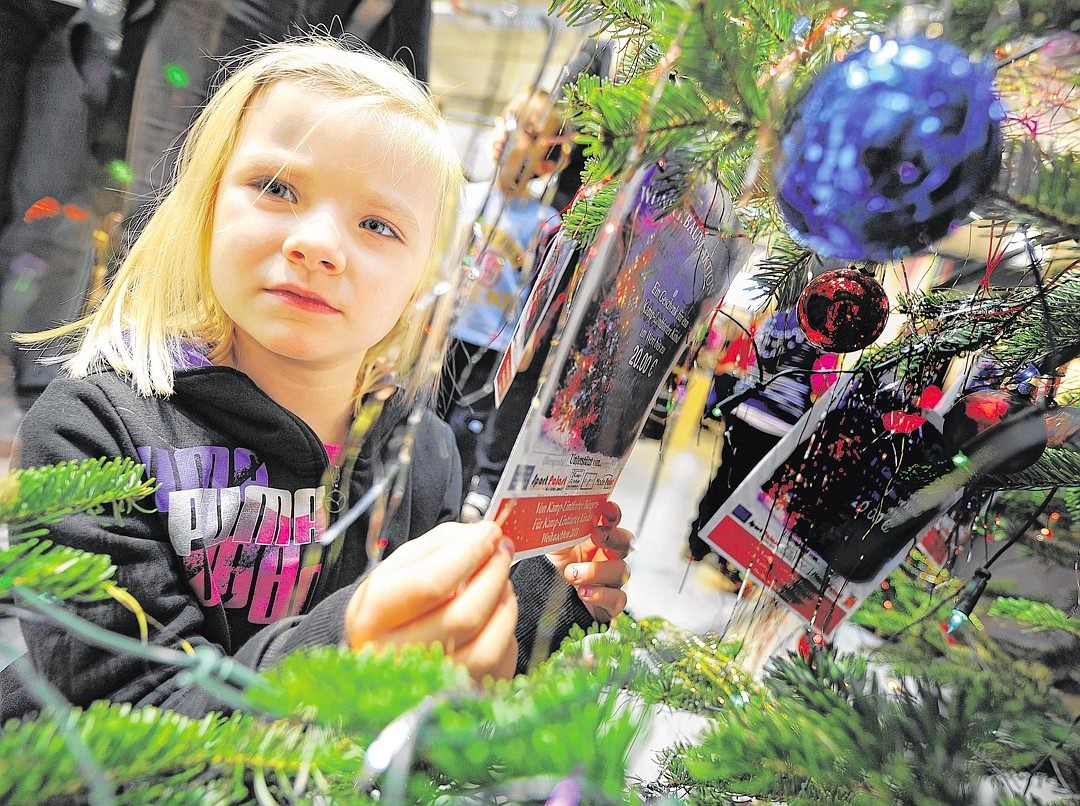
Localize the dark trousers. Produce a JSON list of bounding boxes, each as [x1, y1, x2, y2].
[[688, 417, 782, 561], [121, 0, 360, 227], [0, 0, 79, 234]]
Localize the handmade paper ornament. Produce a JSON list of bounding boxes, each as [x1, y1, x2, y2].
[[775, 35, 1004, 262], [943, 389, 1047, 474], [796, 268, 889, 352]]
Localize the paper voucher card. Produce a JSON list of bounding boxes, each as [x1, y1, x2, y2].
[[699, 373, 964, 638], [489, 156, 752, 558]]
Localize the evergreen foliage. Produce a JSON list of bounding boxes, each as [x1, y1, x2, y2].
[[0, 539, 117, 605], [1, 458, 155, 538], [674, 651, 1080, 804], [1, 0, 1079, 803]]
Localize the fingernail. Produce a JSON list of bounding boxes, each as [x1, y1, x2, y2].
[[570, 565, 580, 582], [580, 587, 591, 599], [499, 537, 515, 556]]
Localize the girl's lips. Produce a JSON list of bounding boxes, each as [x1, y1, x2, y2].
[[266, 288, 340, 314]]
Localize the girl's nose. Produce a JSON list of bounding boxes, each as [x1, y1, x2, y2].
[[282, 214, 346, 274]]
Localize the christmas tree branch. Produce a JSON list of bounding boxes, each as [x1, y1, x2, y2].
[[0, 539, 116, 604], [0, 458, 156, 537], [988, 597, 1080, 638], [750, 234, 819, 310], [550, 0, 658, 37], [979, 446, 1080, 490]]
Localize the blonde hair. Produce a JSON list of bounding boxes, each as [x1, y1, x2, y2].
[[19, 37, 465, 408]]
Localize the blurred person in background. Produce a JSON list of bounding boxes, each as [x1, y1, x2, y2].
[[440, 86, 571, 491], [454, 40, 611, 520], [687, 309, 826, 579]]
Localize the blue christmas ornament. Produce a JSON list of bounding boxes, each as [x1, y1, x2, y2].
[[776, 36, 1005, 263]]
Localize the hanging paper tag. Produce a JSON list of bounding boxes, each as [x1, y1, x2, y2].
[[493, 231, 578, 407], [488, 155, 752, 558], [699, 374, 965, 638]]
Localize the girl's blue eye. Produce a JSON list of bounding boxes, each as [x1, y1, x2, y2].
[[259, 178, 295, 202], [360, 218, 397, 239]]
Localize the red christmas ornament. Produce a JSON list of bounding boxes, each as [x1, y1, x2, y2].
[[943, 390, 1047, 474], [796, 268, 889, 352]]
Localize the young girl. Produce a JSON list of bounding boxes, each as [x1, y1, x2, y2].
[[2, 39, 631, 719]]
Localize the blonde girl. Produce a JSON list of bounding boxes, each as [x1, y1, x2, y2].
[[2, 38, 631, 719]]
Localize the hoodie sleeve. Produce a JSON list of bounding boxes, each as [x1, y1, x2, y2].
[[5, 378, 356, 719], [8, 378, 232, 717]]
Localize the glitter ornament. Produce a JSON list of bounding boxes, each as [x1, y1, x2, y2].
[[943, 390, 1047, 474], [775, 35, 1004, 262], [796, 268, 889, 352]]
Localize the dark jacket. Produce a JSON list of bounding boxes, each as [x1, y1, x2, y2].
[[1, 364, 589, 720]]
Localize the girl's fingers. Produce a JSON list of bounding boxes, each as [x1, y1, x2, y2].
[[589, 525, 633, 559], [453, 582, 520, 680], [386, 537, 515, 649], [598, 500, 622, 526], [347, 522, 505, 640], [376, 523, 506, 626], [578, 585, 627, 623], [563, 558, 630, 588]]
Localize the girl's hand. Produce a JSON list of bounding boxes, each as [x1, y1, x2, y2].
[[546, 501, 632, 623], [344, 521, 518, 681]]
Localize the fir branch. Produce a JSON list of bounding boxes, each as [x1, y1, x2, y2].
[[561, 164, 621, 245], [564, 72, 723, 181], [621, 617, 762, 715], [991, 139, 1080, 238], [750, 234, 818, 310], [979, 446, 1080, 490], [863, 268, 1080, 380], [249, 644, 470, 743], [676, 651, 1077, 804], [549, 0, 660, 37], [0, 702, 360, 805], [0, 539, 116, 604], [988, 597, 1080, 638], [0, 458, 156, 536], [947, 0, 1080, 49], [420, 628, 643, 800], [671, 0, 772, 122]]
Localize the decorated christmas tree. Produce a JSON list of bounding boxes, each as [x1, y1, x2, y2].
[[2, 0, 1080, 802]]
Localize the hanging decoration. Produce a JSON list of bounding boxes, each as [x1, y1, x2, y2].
[[942, 389, 1048, 474], [775, 35, 1005, 262], [795, 267, 889, 352]]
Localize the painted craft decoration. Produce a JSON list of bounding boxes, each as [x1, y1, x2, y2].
[[488, 154, 751, 558], [494, 230, 577, 407]]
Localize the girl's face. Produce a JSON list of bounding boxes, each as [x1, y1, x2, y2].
[[209, 81, 439, 381], [492, 94, 567, 194]]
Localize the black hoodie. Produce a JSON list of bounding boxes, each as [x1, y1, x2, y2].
[[0, 364, 590, 720]]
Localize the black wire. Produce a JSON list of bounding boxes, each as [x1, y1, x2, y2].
[[985, 486, 1058, 569]]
